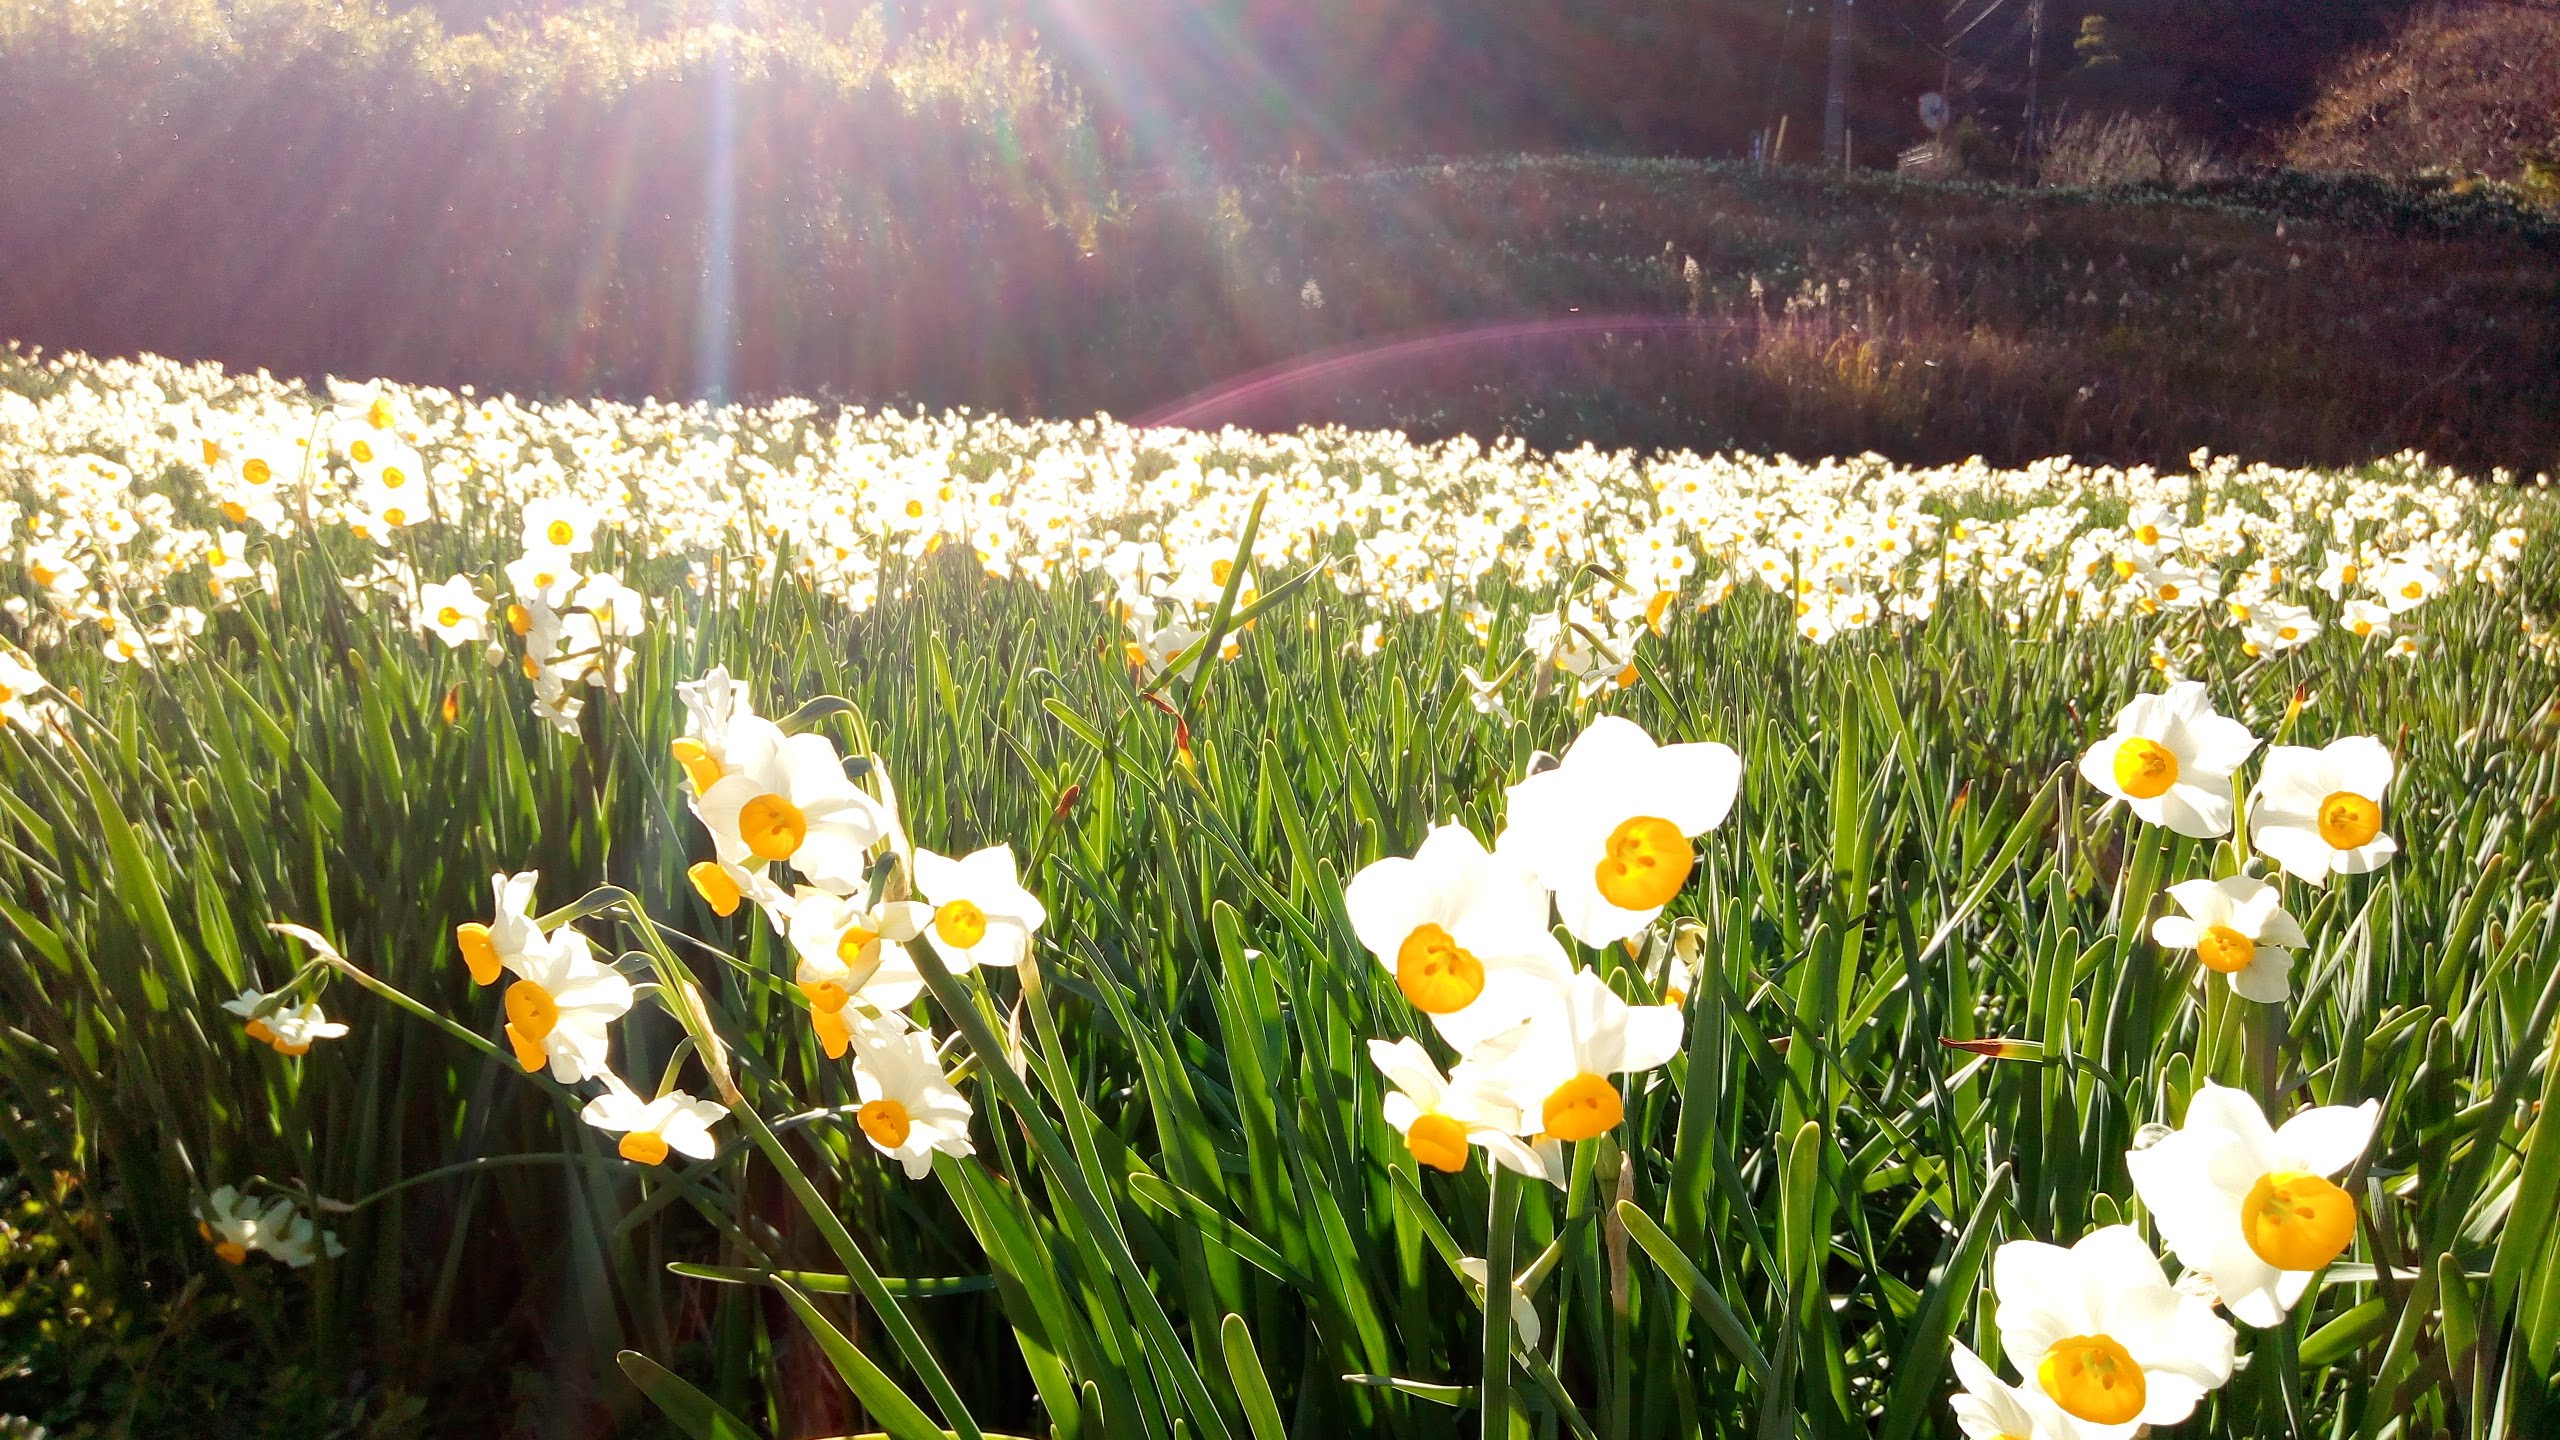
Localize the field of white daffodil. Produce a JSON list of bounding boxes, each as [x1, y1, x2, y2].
[[5, 344, 2560, 1439]]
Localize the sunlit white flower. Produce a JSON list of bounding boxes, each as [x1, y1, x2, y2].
[[522, 495, 600, 555], [846, 1015, 975, 1178], [1499, 715, 1742, 945], [454, 870, 543, 986], [1344, 823, 1573, 1052], [2125, 1083, 2379, 1327], [1481, 969, 1682, 1144], [786, 887, 934, 1055], [417, 575, 490, 648], [1993, 1225, 2235, 1436], [695, 717, 892, 893], [1368, 1036, 1557, 1183], [1947, 1342, 2078, 1440], [912, 844, 1045, 972], [2076, 682, 2257, 838], [2151, 876, 2306, 1003], [499, 930, 632, 1083], [580, 1073, 728, 1166], [2249, 737, 2396, 885]]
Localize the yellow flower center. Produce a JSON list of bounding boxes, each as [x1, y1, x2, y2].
[[216, 1240, 250, 1265], [1542, 1073, 1624, 1142], [455, 921, 502, 986], [1594, 816, 1692, 910], [835, 925, 881, 969], [859, 1098, 913, 1151], [687, 861, 741, 917], [2135, 523, 2160, 545], [1395, 923, 1486, 1013], [2317, 792, 2382, 849], [1404, 1113, 1471, 1172], [2241, 1170, 2358, 1271], [801, 979, 852, 1014], [242, 457, 272, 486], [670, 738, 723, 794], [2111, 736, 2180, 800], [2197, 923, 2255, 974], [348, 438, 374, 464], [2037, 1334, 2147, 1426], [379, 466, 408, 490], [737, 793, 807, 861], [905, 499, 925, 518], [547, 519, 575, 546], [1211, 558, 1234, 585], [367, 396, 395, 429], [2158, 582, 2182, 602], [503, 980, 559, 1072], [935, 899, 989, 949], [2401, 581, 2423, 600], [619, 1130, 671, 1166], [243, 1017, 276, 1045], [436, 605, 463, 628], [506, 602, 532, 636]]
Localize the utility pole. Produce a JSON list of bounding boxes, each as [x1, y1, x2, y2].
[[2023, 0, 2045, 170], [1823, 0, 1854, 168]]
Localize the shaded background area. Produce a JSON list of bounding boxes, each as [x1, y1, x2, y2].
[[1, 0, 2555, 473]]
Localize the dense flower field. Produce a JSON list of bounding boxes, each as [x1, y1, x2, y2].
[[4, 346, 2560, 1437]]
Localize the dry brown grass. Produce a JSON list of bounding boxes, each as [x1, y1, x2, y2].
[[2288, 2, 2560, 184]]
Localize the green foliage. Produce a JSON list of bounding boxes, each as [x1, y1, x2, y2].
[[4, 349, 2560, 1435]]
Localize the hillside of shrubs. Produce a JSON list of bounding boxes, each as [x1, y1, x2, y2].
[[2, 0, 2558, 475]]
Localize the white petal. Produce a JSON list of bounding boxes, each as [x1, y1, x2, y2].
[[2274, 1100, 2380, 1176]]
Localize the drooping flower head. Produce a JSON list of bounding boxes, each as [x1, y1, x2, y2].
[[2077, 682, 2258, 838], [1368, 1036, 1558, 1183], [2151, 876, 2307, 1003], [1992, 1225, 2236, 1437], [1499, 715, 1741, 946], [1344, 823, 1573, 1053], [2125, 1083, 2379, 1328], [580, 1073, 728, 1167], [2249, 736, 2396, 886], [845, 1015, 975, 1178], [1482, 969, 1683, 1145], [455, 870, 543, 987]]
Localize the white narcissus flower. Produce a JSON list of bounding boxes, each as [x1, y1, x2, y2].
[[194, 1185, 271, 1265], [2125, 1083, 2379, 1329], [521, 495, 599, 555], [259, 1001, 349, 1055], [500, 930, 632, 1083], [580, 1074, 728, 1166], [1947, 1342, 2078, 1440], [2152, 876, 2307, 1004], [912, 844, 1045, 972], [1498, 714, 1742, 945], [454, 870, 543, 986], [1368, 1036, 1558, 1184], [1482, 969, 1683, 1144], [785, 888, 934, 1057], [694, 717, 892, 894], [672, 666, 757, 795], [1992, 1225, 2235, 1437], [417, 574, 489, 648], [2250, 737, 2396, 886], [1343, 823, 1573, 1053], [846, 1016, 975, 1178], [0, 651, 46, 730], [2076, 682, 2258, 838]]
